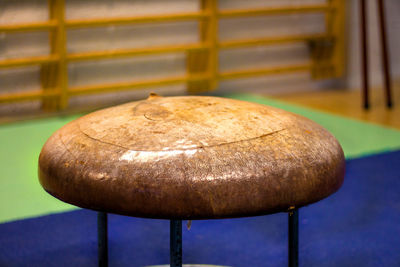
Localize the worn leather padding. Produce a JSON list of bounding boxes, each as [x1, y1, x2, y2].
[[39, 95, 345, 219]]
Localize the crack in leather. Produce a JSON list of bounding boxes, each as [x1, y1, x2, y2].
[[77, 124, 285, 152]]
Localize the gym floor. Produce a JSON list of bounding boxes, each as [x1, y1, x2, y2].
[[270, 87, 400, 130], [0, 90, 399, 266]]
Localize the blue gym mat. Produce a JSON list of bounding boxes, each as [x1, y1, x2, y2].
[[1, 150, 399, 267]]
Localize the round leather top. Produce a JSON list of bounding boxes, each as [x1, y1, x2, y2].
[[38, 95, 345, 219]]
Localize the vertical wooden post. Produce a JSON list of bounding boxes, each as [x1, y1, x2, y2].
[[309, 0, 346, 79], [41, 0, 57, 111], [186, 0, 218, 94], [321, 0, 335, 78], [41, 0, 68, 111], [330, 0, 346, 78], [310, 0, 345, 80]]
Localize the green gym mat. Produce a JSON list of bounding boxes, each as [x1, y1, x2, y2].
[[1, 93, 400, 223], [227, 93, 400, 159]]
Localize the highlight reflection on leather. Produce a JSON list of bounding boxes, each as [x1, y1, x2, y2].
[[38, 95, 345, 219]]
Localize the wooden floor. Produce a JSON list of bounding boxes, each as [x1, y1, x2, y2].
[[1, 84, 399, 130], [269, 86, 400, 130]]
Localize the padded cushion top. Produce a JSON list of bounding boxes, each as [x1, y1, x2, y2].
[[38, 95, 345, 219]]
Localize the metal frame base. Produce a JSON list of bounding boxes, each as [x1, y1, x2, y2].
[[97, 210, 300, 267]]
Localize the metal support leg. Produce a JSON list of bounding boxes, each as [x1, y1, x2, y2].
[[360, 0, 370, 110], [170, 220, 182, 267], [377, 0, 393, 108], [98, 212, 108, 267], [289, 209, 299, 267]]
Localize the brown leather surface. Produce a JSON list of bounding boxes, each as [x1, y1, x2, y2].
[[38, 95, 345, 219]]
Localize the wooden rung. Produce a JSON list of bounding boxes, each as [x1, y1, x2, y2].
[[0, 90, 59, 103], [0, 55, 60, 68], [219, 34, 329, 49], [66, 12, 210, 28], [219, 4, 333, 18], [219, 64, 312, 80], [69, 74, 209, 95], [0, 20, 58, 33], [67, 43, 210, 62]]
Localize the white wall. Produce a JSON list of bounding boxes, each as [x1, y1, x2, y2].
[[0, 0, 399, 109]]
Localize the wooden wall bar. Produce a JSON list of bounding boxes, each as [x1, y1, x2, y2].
[[0, 0, 345, 110]]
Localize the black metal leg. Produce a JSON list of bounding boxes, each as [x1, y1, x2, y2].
[[377, 0, 393, 108], [289, 209, 299, 267], [98, 212, 108, 267], [360, 0, 370, 110], [170, 220, 182, 267]]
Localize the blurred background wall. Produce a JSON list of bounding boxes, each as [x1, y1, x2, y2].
[[0, 0, 399, 112]]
